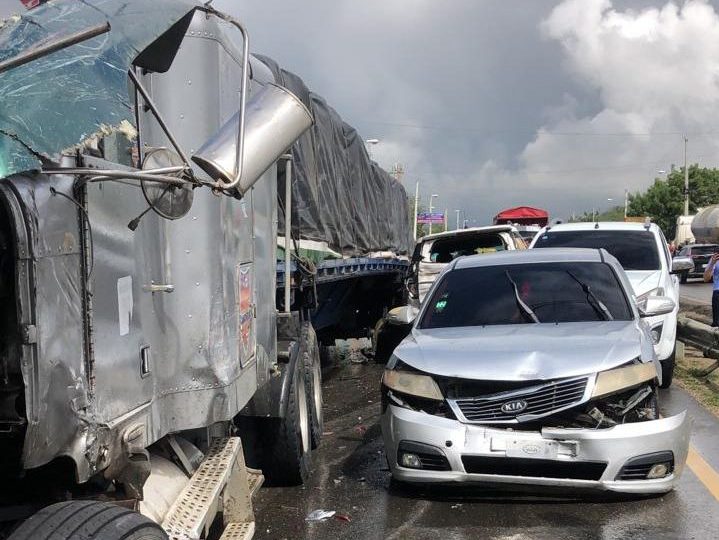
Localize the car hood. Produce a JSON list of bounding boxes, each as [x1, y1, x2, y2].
[[396, 321, 644, 381], [625, 270, 662, 296]]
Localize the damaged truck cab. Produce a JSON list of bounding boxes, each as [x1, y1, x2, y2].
[[0, 1, 344, 537]]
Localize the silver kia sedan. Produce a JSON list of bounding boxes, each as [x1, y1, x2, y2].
[[380, 248, 690, 494]]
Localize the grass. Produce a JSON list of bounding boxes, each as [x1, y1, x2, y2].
[[675, 344, 719, 417]]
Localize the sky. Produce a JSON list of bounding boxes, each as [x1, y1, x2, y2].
[[3, 0, 719, 223], [216, 0, 719, 223]]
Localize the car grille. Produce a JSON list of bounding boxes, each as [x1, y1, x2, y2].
[[462, 455, 606, 480], [451, 377, 588, 423]]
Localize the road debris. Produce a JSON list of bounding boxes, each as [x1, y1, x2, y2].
[[305, 509, 336, 522]]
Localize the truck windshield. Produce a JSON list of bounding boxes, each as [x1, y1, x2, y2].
[[419, 262, 632, 329], [533, 230, 660, 271], [426, 233, 507, 263]]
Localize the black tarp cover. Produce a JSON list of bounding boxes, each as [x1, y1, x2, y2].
[[256, 55, 412, 257]]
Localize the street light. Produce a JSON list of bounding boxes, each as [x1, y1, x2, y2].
[[364, 138, 380, 159], [429, 193, 439, 235]]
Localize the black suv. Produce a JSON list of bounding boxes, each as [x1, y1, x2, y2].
[[675, 243, 719, 283]]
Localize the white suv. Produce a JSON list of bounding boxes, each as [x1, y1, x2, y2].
[[530, 221, 686, 387]]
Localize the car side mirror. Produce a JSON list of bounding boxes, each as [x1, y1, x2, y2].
[[387, 305, 419, 325], [671, 256, 693, 274], [638, 296, 676, 318]]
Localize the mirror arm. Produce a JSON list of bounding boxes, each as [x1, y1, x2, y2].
[[127, 68, 197, 184], [43, 167, 190, 186], [199, 6, 250, 191]]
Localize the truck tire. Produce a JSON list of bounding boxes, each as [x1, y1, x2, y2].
[[262, 352, 312, 485], [8, 501, 167, 540], [301, 323, 324, 449], [659, 349, 675, 389]]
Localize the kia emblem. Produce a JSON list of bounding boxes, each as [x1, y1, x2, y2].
[[501, 399, 528, 414]]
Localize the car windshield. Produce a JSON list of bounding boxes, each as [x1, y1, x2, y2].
[[425, 233, 507, 263], [419, 262, 632, 329], [533, 230, 660, 271], [690, 245, 718, 255]]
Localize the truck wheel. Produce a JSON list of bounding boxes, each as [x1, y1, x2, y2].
[[301, 323, 324, 449], [8, 501, 167, 540], [659, 348, 676, 389], [262, 352, 312, 485]]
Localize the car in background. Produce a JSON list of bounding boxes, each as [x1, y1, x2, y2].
[[372, 225, 526, 363], [674, 243, 719, 283], [381, 249, 689, 493], [529, 222, 692, 388], [408, 225, 527, 305]]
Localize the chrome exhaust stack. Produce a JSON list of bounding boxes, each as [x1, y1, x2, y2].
[[192, 83, 313, 195]]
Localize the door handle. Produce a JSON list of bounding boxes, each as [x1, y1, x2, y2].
[[144, 281, 174, 293]]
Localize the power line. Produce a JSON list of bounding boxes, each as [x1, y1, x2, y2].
[[361, 119, 719, 138]]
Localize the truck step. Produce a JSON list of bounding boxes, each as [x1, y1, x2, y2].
[[219, 522, 256, 540], [247, 467, 264, 497], [162, 437, 256, 540]]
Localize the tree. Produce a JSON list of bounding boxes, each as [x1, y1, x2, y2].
[[570, 206, 626, 223], [628, 165, 719, 239]]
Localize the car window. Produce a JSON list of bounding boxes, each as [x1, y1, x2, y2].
[[691, 245, 719, 255], [427, 233, 507, 263], [678, 246, 690, 256], [533, 230, 661, 271], [419, 262, 632, 329]]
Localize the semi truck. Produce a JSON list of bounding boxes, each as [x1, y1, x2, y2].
[[0, 1, 410, 538]]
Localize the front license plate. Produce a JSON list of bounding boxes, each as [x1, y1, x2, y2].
[[505, 439, 559, 459]]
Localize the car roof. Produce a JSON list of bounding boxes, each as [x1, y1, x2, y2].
[[453, 247, 604, 269], [539, 221, 658, 233], [418, 224, 516, 243]]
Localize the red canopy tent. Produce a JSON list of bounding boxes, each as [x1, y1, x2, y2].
[[493, 206, 549, 226]]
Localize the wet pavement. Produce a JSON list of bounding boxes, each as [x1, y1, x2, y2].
[[253, 362, 719, 540]]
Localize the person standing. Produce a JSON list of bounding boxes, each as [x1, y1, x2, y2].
[[703, 252, 719, 327]]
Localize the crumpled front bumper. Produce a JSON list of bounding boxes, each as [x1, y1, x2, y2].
[[382, 404, 690, 494]]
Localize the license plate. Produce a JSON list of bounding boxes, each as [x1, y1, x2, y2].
[[505, 439, 559, 459]]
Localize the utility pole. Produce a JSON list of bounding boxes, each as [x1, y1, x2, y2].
[[684, 136, 690, 216], [455, 209, 461, 230], [444, 208, 448, 232], [428, 194, 438, 235], [624, 189, 629, 219], [413, 180, 419, 240]]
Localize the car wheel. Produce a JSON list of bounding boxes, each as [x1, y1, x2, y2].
[[659, 348, 676, 389]]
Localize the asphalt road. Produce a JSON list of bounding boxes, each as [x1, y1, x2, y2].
[[680, 279, 713, 306], [253, 362, 719, 540]]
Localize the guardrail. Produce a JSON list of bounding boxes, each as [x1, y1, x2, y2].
[[677, 314, 719, 378]]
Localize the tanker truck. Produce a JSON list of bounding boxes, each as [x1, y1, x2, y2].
[[0, 1, 410, 538]]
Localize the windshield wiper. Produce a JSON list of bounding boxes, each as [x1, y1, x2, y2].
[[566, 270, 614, 321], [504, 271, 540, 323]]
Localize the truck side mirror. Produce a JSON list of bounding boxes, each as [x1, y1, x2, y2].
[[193, 83, 312, 196]]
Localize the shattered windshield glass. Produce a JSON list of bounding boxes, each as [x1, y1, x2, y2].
[[0, 0, 196, 178]]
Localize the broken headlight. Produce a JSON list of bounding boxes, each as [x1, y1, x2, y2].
[[382, 358, 453, 417], [591, 362, 657, 399], [383, 363, 443, 401]]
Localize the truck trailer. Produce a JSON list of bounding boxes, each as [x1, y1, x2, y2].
[[0, 1, 409, 538]]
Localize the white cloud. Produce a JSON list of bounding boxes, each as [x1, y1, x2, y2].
[[507, 0, 719, 217]]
